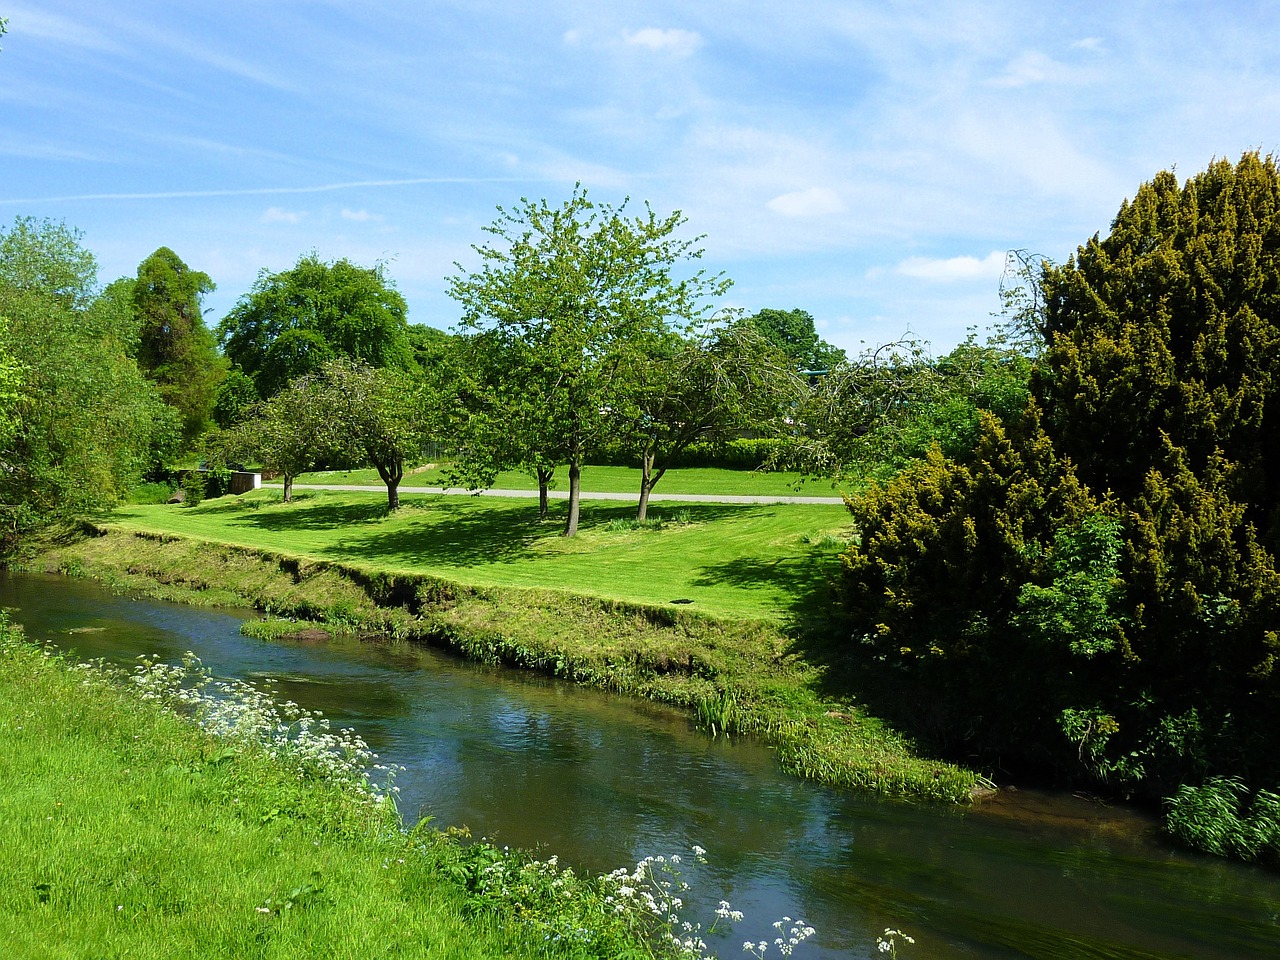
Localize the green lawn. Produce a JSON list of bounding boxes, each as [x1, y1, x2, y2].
[[112, 490, 852, 622], [295, 463, 845, 499]]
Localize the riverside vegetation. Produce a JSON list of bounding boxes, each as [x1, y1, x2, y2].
[[19, 485, 976, 804], [0, 619, 826, 960]]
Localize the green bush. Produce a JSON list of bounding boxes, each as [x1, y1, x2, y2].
[[204, 465, 232, 498], [180, 470, 205, 507], [838, 155, 1280, 809]]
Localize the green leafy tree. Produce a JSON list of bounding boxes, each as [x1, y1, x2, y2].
[[212, 368, 259, 429], [218, 253, 412, 399], [319, 359, 439, 511], [784, 335, 1031, 483], [0, 218, 178, 530], [132, 247, 225, 445], [737, 308, 845, 372], [230, 376, 340, 503], [445, 327, 561, 520], [620, 324, 803, 520], [448, 186, 730, 536]]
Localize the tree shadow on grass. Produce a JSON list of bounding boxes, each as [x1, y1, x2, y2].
[[231, 499, 392, 531], [328, 499, 757, 570], [691, 551, 841, 623]]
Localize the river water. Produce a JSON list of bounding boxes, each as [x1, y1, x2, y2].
[[5, 570, 1279, 959]]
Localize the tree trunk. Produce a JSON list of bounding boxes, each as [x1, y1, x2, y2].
[[377, 458, 403, 512], [637, 450, 668, 522], [637, 449, 655, 522], [537, 466, 553, 521], [563, 459, 581, 537], [282, 474, 294, 503]]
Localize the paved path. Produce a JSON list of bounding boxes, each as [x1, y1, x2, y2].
[[268, 483, 845, 506]]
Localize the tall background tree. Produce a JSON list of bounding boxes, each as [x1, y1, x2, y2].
[[448, 186, 731, 536], [131, 247, 225, 445], [217, 253, 413, 399], [737, 308, 845, 372]]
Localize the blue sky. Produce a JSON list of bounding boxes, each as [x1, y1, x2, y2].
[[3, 1, 1278, 353]]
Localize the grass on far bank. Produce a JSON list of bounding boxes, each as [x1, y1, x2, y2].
[[296, 463, 843, 499], [0, 628, 548, 959], [109, 490, 850, 623]]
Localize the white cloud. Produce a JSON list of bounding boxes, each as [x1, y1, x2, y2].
[[1072, 37, 1106, 54], [261, 207, 304, 224], [623, 28, 702, 57], [896, 251, 1006, 282], [989, 50, 1073, 88], [341, 208, 382, 222], [766, 187, 846, 218]]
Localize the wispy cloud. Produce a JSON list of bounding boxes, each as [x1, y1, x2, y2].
[[261, 207, 304, 224], [989, 50, 1074, 88], [623, 27, 703, 57], [341, 208, 382, 222], [766, 187, 846, 218], [896, 251, 1006, 282], [0, 176, 562, 206], [6, 4, 124, 53]]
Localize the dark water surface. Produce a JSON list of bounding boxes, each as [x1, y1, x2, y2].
[[6, 570, 1279, 959]]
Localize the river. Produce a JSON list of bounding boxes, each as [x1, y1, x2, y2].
[[5, 570, 1278, 959]]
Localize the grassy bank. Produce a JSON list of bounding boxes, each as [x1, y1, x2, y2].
[[0, 626, 533, 959], [19, 494, 978, 803], [1, 625, 797, 959]]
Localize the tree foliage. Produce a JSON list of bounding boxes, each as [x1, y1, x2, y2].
[[736, 307, 845, 372], [618, 324, 804, 520], [132, 247, 224, 444], [839, 154, 1280, 801], [217, 253, 412, 399], [448, 186, 731, 535], [318, 359, 439, 511], [785, 336, 1031, 482], [0, 218, 178, 530], [228, 376, 342, 503]]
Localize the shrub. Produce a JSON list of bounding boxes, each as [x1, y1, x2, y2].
[[180, 469, 205, 507]]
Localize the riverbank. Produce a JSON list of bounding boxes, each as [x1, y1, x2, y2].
[[0, 621, 789, 959], [17, 517, 978, 803], [0, 625, 532, 958]]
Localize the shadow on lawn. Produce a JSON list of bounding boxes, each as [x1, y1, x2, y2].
[[691, 550, 841, 623], [330, 499, 554, 567]]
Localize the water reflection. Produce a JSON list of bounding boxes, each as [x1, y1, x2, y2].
[[7, 570, 1280, 960]]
